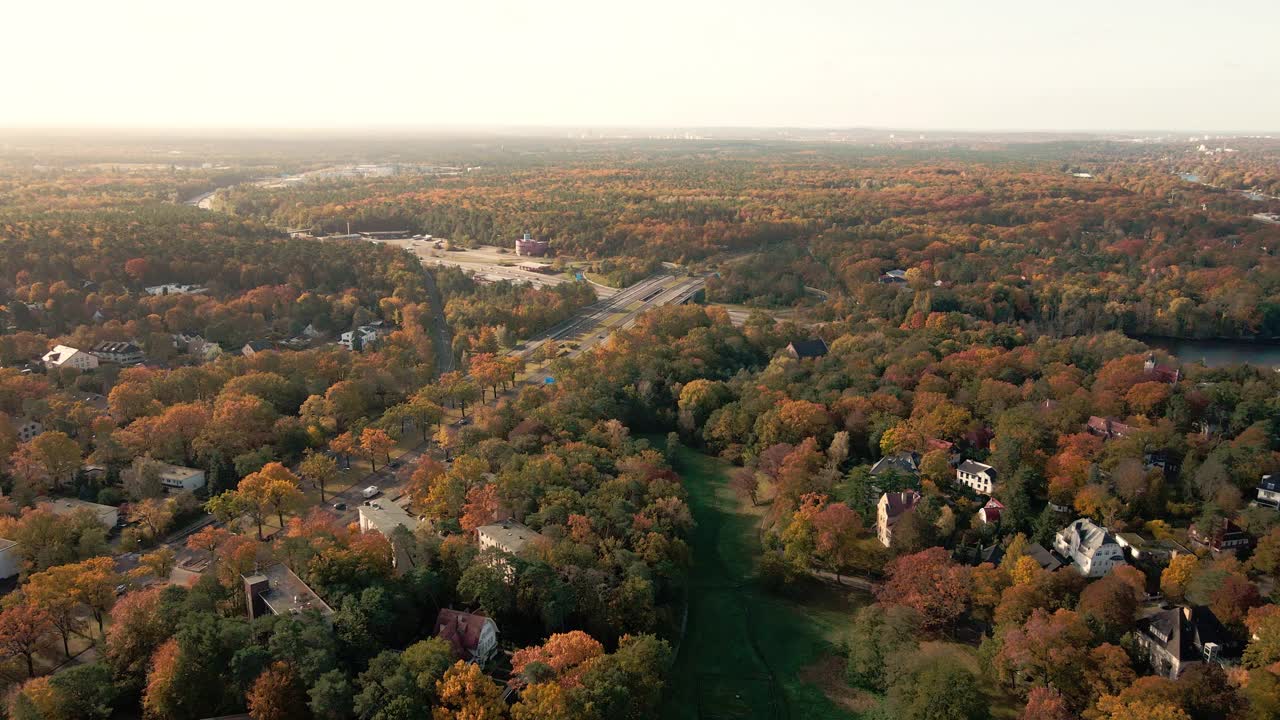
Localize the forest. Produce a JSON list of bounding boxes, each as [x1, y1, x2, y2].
[[0, 137, 1278, 720]]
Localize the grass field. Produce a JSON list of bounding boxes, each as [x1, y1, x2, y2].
[[661, 447, 874, 720]]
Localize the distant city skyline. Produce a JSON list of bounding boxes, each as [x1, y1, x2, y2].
[[4, 0, 1278, 133]]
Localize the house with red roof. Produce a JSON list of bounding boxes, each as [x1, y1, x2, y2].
[[977, 497, 1004, 525], [435, 608, 499, 664], [876, 490, 921, 547], [1144, 354, 1181, 384]]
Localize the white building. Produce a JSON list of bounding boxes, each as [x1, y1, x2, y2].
[[90, 341, 145, 365], [956, 460, 996, 494], [144, 283, 206, 296], [339, 322, 388, 351], [359, 500, 421, 537], [38, 497, 119, 529], [476, 520, 542, 555], [1256, 475, 1280, 509], [1053, 518, 1127, 578], [42, 345, 99, 371], [0, 539, 20, 579], [157, 464, 206, 492]]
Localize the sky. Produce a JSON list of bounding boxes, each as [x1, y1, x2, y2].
[[3, 0, 1278, 132]]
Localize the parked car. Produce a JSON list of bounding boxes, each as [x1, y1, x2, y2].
[[332, 501, 347, 511], [390, 460, 401, 469], [361, 486, 379, 499]]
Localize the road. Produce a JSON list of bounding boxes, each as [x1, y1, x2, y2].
[[515, 273, 706, 362]]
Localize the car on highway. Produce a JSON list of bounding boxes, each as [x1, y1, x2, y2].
[[361, 486, 379, 499]]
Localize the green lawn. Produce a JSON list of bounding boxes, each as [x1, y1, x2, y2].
[[662, 447, 874, 720]]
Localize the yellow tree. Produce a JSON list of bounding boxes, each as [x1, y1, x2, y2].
[[22, 567, 79, 658], [1160, 554, 1199, 602], [299, 451, 338, 503], [256, 462, 305, 530], [360, 428, 394, 472], [433, 661, 506, 720], [328, 431, 358, 470], [130, 498, 176, 541], [70, 556, 121, 638]]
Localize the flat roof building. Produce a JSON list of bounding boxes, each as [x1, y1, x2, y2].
[[244, 563, 334, 620], [515, 232, 550, 257], [38, 497, 119, 529], [477, 519, 543, 555], [157, 464, 206, 492]]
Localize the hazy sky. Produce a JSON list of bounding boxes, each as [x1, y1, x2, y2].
[[4, 0, 1278, 131]]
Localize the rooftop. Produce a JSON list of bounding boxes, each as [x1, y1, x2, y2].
[[957, 459, 995, 475], [477, 519, 542, 553], [787, 338, 829, 359], [246, 563, 333, 617], [359, 500, 422, 536], [37, 497, 117, 523]]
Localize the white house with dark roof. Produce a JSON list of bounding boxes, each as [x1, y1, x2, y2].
[[956, 460, 996, 494], [1053, 518, 1126, 578], [1136, 606, 1236, 678], [90, 341, 145, 365], [1255, 475, 1280, 509]]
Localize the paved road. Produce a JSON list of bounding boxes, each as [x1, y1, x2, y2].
[[516, 273, 706, 362], [422, 271, 456, 373]]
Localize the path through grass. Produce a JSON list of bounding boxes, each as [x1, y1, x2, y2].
[[662, 447, 871, 720]]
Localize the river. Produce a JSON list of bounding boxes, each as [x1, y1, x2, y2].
[[1140, 337, 1280, 369]]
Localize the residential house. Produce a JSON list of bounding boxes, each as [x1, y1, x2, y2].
[[90, 341, 145, 365], [1024, 542, 1065, 572], [0, 539, 19, 580], [241, 340, 273, 357], [1136, 606, 1236, 678], [1189, 518, 1253, 555], [14, 417, 43, 442], [157, 463, 206, 492], [1116, 532, 1193, 563], [144, 283, 206, 296], [175, 334, 223, 363], [1087, 416, 1135, 440], [476, 519, 543, 555], [435, 608, 499, 664], [976, 497, 1004, 525], [41, 345, 99, 371], [243, 563, 334, 620], [870, 452, 919, 478], [339, 322, 389, 351], [1053, 518, 1126, 578], [38, 497, 118, 529], [879, 269, 909, 284], [785, 339, 829, 360], [1144, 354, 1181, 384], [1255, 475, 1280, 509], [876, 490, 921, 547], [956, 460, 996, 494]]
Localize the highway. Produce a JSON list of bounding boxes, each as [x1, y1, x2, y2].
[[517, 273, 706, 361]]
